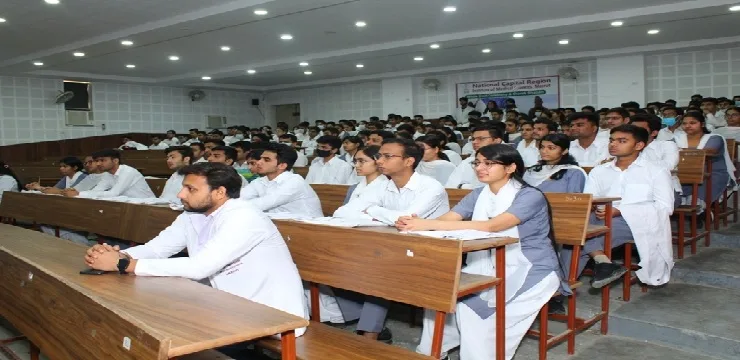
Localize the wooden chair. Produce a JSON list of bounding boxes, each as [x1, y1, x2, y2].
[[621, 241, 647, 302], [716, 139, 738, 226], [673, 150, 709, 259], [527, 193, 610, 360]]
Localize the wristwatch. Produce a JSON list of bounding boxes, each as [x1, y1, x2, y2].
[[117, 256, 131, 274]]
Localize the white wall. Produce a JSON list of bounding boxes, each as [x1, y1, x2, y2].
[[646, 47, 740, 105], [381, 78, 414, 117], [0, 76, 261, 146], [265, 81, 383, 124], [597, 55, 646, 109], [413, 61, 598, 118]]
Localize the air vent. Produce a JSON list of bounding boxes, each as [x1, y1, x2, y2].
[[206, 115, 227, 129], [65, 110, 94, 126]]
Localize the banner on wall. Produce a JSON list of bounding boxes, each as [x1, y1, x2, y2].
[[456, 75, 560, 110]]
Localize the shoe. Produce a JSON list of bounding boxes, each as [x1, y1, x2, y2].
[[355, 327, 393, 344], [591, 263, 628, 289], [547, 295, 566, 315]]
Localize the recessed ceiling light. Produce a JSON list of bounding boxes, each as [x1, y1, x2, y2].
[[220, 46, 231, 51], [730, 5, 740, 11], [482, 48, 491, 53], [443, 6, 457, 12], [33, 62, 43, 66], [45, 0, 60, 4], [430, 44, 440, 49], [254, 9, 268, 15], [558, 39, 569, 45], [299, 62, 309, 67], [611, 21, 624, 27], [647, 29, 660, 35], [356, 64, 364, 68], [0, 18, 6, 23], [169, 55, 180, 61], [414, 56, 424, 61], [246, 69, 256, 74], [126, 64, 136, 68], [513, 33, 524, 38], [280, 34, 293, 40], [202, 76, 212, 81], [304, 71, 313, 75], [73, 52, 85, 57], [355, 21, 367, 27], [121, 40, 134, 46]]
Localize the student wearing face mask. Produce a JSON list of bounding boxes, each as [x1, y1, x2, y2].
[[279, 134, 308, 167], [656, 106, 684, 141], [306, 135, 355, 185]]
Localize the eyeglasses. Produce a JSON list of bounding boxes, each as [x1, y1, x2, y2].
[[372, 153, 404, 161], [471, 160, 501, 169], [471, 136, 493, 142]]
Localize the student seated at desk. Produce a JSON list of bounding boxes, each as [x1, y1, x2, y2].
[[560, 125, 674, 291], [118, 135, 149, 150], [523, 133, 586, 193], [629, 113, 681, 207], [64, 149, 155, 199], [396, 144, 567, 360], [516, 121, 540, 167], [305, 135, 354, 185], [189, 142, 208, 163], [148, 134, 169, 150], [162, 129, 180, 146], [333, 145, 389, 217], [278, 134, 309, 167], [0, 162, 21, 203], [333, 138, 449, 343], [446, 123, 503, 189], [207, 146, 249, 188], [203, 139, 225, 160], [240, 143, 323, 218], [674, 111, 736, 207], [26, 156, 87, 193], [568, 112, 609, 167], [159, 146, 192, 203], [415, 134, 457, 185], [232, 141, 260, 183], [83, 163, 309, 353]]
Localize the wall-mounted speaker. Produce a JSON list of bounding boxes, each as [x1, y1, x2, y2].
[[251, 99, 260, 106]]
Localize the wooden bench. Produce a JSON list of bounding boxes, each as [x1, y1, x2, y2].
[[146, 178, 168, 197], [0, 225, 308, 360]]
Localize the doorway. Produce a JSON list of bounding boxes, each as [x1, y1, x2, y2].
[[273, 103, 301, 128]]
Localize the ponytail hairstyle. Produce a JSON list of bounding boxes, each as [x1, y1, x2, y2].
[[530, 133, 579, 180], [417, 134, 450, 162], [475, 144, 560, 256], [683, 110, 711, 134], [0, 161, 23, 190]]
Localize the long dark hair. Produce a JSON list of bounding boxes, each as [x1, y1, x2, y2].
[[683, 111, 711, 134], [59, 156, 84, 173], [417, 135, 450, 162], [0, 162, 22, 190], [476, 144, 560, 256], [529, 133, 579, 180]]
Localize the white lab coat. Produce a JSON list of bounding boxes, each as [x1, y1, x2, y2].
[[162, 137, 180, 146], [415, 160, 457, 186], [294, 151, 309, 168], [119, 141, 149, 150], [123, 199, 308, 335], [78, 164, 155, 199], [443, 150, 463, 166], [516, 139, 540, 167], [148, 142, 169, 150], [640, 140, 681, 193], [73, 172, 115, 192], [333, 176, 390, 218], [159, 172, 184, 203], [305, 156, 354, 185], [240, 171, 323, 217], [585, 157, 674, 285], [569, 137, 609, 167], [445, 156, 484, 189]]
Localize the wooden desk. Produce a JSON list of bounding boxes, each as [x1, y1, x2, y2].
[[146, 178, 168, 197], [0, 225, 308, 360]]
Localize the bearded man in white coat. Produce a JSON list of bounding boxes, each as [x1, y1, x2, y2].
[[84, 162, 308, 359]]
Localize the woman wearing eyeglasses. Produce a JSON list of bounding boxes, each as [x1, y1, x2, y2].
[[397, 144, 567, 360], [333, 145, 389, 218], [523, 133, 586, 193]]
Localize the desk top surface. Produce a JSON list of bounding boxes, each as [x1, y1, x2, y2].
[[0, 224, 308, 357]]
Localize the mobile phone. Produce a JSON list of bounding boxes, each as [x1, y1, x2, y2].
[[79, 268, 107, 275]]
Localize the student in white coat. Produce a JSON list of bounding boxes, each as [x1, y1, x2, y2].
[[240, 143, 323, 218], [278, 134, 309, 168], [568, 112, 610, 167], [559, 125, 674, 290], [446, 123, 503, 189], [516, 121, 539, 167], [305, 135, 355, 185], [83, 162, 308, 359], [207, 146, 249, 188], [64, 149, 155, 199], [0, 162, 21, 203], [162, 130, 180, 146], [415, 135, 458, 186], [333, 145, 390, 218], [629, 114, 681, 206], [397, 144, 566, 360], [148, 135, 170, 150], [158, 146, 191, 203]]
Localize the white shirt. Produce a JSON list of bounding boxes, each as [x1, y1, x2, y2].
[[294, 151, 309, 168], [74, 172, 115, 192], [446, 142, 462, 155], [240, 172, 323, 217], [641, 140, 681, 193], [570, 137, 609, 167], [162, 138, 180, 146], [63, 171, 83, 189], [0, 175, 19, 203], [305, 156, 354, 185], [183, 138, 199, 146], [119, 141, 149, 150], [415, 160, 457, 185], [334, 176, 391, 219], [160, 172, 184, 203], [443, 150, 463, 166], [706, 111, 727, 128], [445, 156, 483, 190], [78, 164, 155, 199], [149, 142, 169, 150], [585, 157, 673, 211], [194, 157, 207, 163], [656, 127, 684, 141], [302, 137, 319, 150], [233, 162, 249, 170], [461, 141, 475, 156], [516, 139, 540, 167], [333, 172, 449, 225], [123, 199, 308, 336], [597, 128, 610, 140]]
